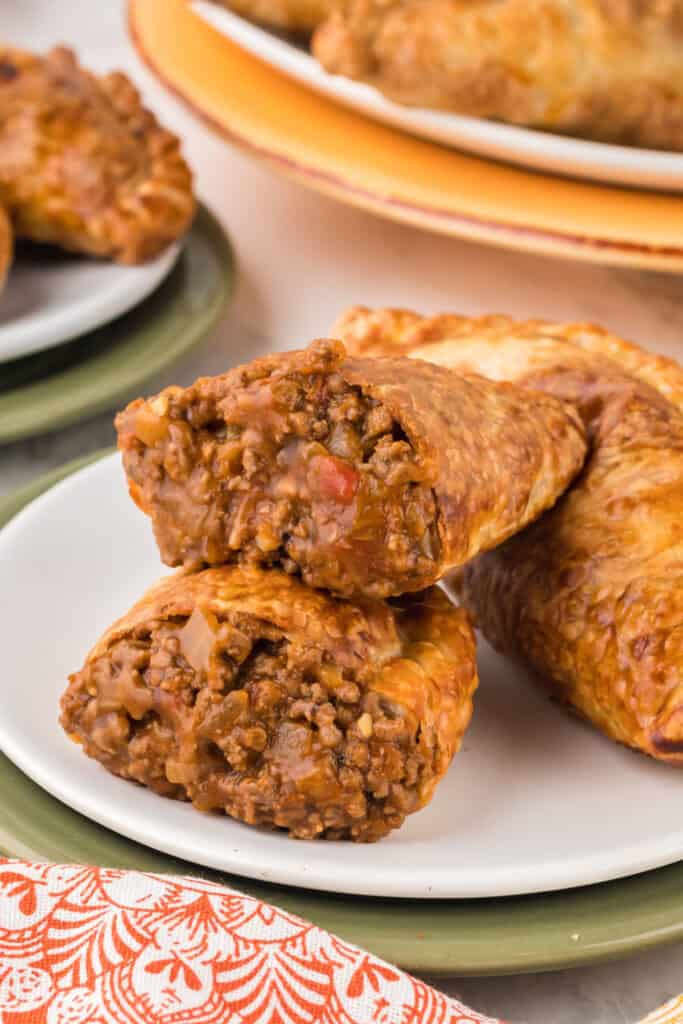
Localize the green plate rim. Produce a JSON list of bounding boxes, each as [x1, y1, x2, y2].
[[2, 451, 683, 978], [0, 204, 234, 445]]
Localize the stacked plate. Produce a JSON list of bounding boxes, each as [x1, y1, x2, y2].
[[0, 205, 233, 444]]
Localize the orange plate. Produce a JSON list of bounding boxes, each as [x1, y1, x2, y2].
[[130, 0, 683, 271]]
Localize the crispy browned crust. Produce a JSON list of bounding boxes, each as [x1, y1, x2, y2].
[[340, 346, 587, 580], [313, 0, 683, 149], [61, 566, 477, 840], [116, 338, 586, 597], [335, 306, 683, 764], [213, 0, 334, 31], [0, 205, 12, 293], [334, 306, 683, 404], [0, 47, 195, 263]]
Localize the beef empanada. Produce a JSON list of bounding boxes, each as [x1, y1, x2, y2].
[[335, 306, 683, 763], [313, 0, 683, 149], [0, 47, 195, 263], [116, 338, 586, 598], [61, 566, 477, 840]]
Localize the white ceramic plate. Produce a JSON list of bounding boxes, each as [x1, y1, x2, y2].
[[192, 1, 683, 193], [1, 453, 683, 898], [0, 243, 179, 364]]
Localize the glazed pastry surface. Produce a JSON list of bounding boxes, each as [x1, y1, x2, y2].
[[335, 306, 683, 763]]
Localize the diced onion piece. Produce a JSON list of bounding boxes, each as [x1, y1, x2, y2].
[[179, 606, 217, 673], [134, 404, 169, 446], [357, 712, 373, 739]]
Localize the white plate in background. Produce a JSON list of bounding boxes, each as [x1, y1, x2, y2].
[[192, 1, 683, 193], [1, 450, 683, 899], [0, 242, 179, 364]]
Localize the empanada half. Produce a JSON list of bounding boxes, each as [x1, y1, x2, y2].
[[116, 338, 586, 598], [61, 566, 477, 840]]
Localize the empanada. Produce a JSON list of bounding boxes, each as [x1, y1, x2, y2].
[[61, 566, 477, 840], [0, 47, 195, 263], [116, 338, 586, 598], [313, 0, 683, 149], [212, 0, 334, 31], [336, 306, 683, 763]]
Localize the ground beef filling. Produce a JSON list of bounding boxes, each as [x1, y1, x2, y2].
[[121, 370, 440, 597], [60, 610, 431, 840]]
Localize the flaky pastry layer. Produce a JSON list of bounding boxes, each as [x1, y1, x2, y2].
[[335, 306, 683, 763]]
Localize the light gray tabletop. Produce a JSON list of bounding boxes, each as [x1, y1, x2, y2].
[[2, 3, 683, 1021]]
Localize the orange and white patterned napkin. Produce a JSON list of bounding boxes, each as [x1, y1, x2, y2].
[[0, 859, 677, 1024], [0, 860, 500, 1024]]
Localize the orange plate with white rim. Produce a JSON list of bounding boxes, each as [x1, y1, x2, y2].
[[129, 0, 683, 272]]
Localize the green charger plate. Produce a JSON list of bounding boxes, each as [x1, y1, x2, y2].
[[0, 205, 233, 445], [2, 452, 683, 977]]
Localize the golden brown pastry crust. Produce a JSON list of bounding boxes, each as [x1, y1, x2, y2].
[[313, 0, 683, 149], [335, 306, 683, 764], [341, 345, 586, 581], [0, 47, 195, 263], [61, 566, 477, 840], [117, 339, 586, 598], [214, 0, 334, 31], [0, 205, 12, 294]]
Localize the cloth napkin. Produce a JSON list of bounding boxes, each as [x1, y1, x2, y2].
[[0, 860, 499, 1024], [0, 859, 675, 1024]]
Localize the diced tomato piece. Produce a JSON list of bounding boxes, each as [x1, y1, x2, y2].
[[311, 455, 359, 505]]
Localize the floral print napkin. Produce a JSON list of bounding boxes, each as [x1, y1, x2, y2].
[[0, 859, 676, 1024]]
